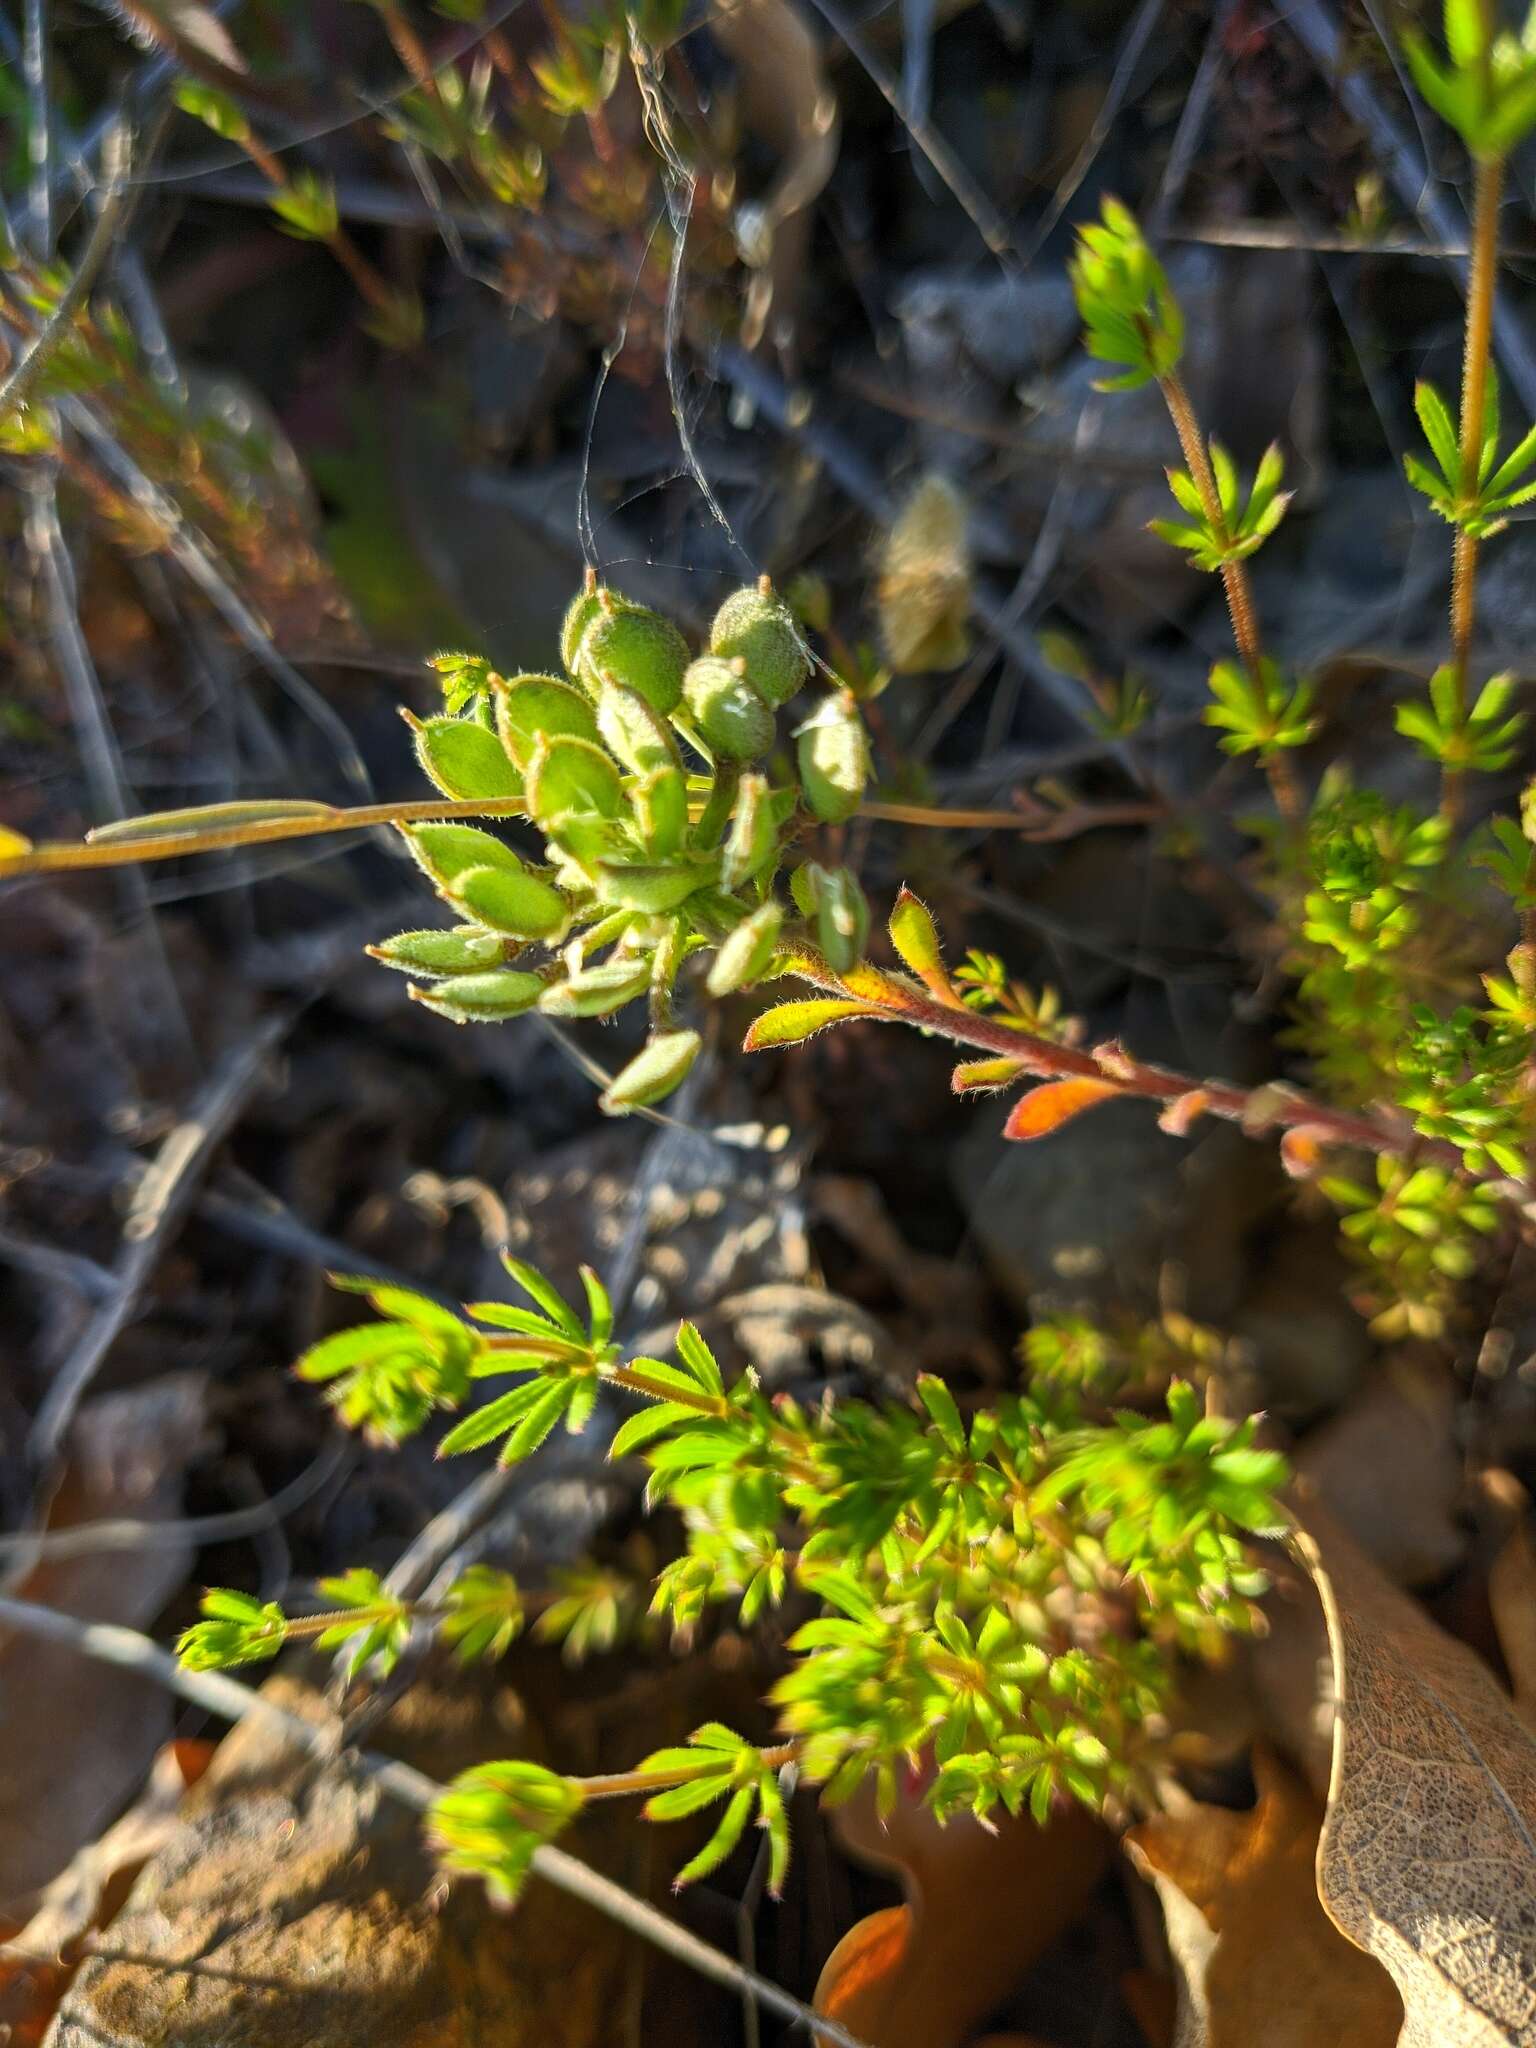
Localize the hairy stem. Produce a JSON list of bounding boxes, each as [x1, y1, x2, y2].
[[579, 1745, 799, 1801], [1444, 151, 1505, 826], [1158, 372, 1302, 829]]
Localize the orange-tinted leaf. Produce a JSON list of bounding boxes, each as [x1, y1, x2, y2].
[[952, 1057, 1028, 1093], [1003, 1076, 1123, 1141], [744, 1000, 881, 1051], [1157, 1088, 1210, 1136]]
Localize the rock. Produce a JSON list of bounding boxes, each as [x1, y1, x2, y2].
[[44, 1670, 729, 2048]]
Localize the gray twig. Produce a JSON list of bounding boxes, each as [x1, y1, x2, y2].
[[0, 121, 130, 423], [28, 1013, 295, 1469]]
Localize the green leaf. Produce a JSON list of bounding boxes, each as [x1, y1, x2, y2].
[[675, 1322, 725, 1394], [437, 1382, 551, 1456], [742, 1000, 881, 1050], [1415, 380, 1460, 486], [888, 888, 944, 978], [671, 1783, 755, 1888]]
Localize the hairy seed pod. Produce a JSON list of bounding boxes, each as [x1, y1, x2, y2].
[[600, 1029, 702, 1114], [525, 735, 625, 829], [709, 577, 811, 707], [596, 682, 681, 775], [630, 763, 688, 860], [721, 772, 777, 891], [448, 864, 568, 940], [403, 822, 527, 890], [367, 928, 508, 977], [495, 674, 599, 771], [683, 656, 774, 761], [538, 959, 652, 1017], [707, 901, 784, 994], [594, 858, 712, 913], [796, 694, 870, 823], [812, 864, 869, 973], [408, 970, 545, 1023], [579, 601, 689, 715], [559, 571, 605, 674], [409, 714, 522, 801], [875, 473, 972, 674]]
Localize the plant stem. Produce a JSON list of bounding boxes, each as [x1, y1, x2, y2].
[[1444, 150, 1506, 827], [779, 953, 1505, 1188], [1158, 371, 1302, 829], [579, 1746, 799, 1801], [0, 795, 530, 877]]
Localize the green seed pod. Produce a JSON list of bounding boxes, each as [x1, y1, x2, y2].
[[367, 927, 509, 977], [560, 573, 605, 674], [594, 858, 712, 913], [683, 656, 774, 762], [709, 577, 811, 707], [409, 715, 522, 802], [448, 864, 568, 940], [538, 958, 652, 1018], [408, 970, 545, 1023], [525, 735, 625, 829], [707, 901, 784, 995], [495, 674, 600, 771], [789, 860, 818, 920], [579, 601, 689, 715], [814, 864, 870, 973], [600, 1029, 702, 1114], [721, 772, 777, 891], [403, 822, 527, 890], [797, 694, 870, 824], [630, 763, 688, 860], [596, 682, 681, 775]]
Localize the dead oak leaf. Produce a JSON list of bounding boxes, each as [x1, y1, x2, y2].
[[1125, 1743, 1401, 2046], [1297, 1507, 1536, 2047]]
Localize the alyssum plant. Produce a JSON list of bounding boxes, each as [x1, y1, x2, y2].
[[10, 0, 1536, 1913]]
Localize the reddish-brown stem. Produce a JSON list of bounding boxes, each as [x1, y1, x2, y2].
[[1158, 372, 1302, 830], [783, 957, 1504, 1189]]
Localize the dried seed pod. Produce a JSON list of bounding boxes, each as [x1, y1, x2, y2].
[[579, 600, 689, 715], [875, 473, 972, 674], [600, 1029, 702, 1113], [796, 693, 870, 823], [707, 901, 784, 994], [683, 655, 774, 761], [709, 576, 811, 707]]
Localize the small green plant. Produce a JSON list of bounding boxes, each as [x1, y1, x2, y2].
[[18, 0, 1536, 1928], [186, 1255, 1287, 1898]]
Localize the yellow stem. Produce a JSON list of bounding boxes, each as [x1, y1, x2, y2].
[[1, 796, 529, 878]]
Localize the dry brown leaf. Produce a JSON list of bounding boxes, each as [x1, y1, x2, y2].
[[1125, 1744, 1401, 2047], [814, 1772, 1110, 2048], [1298, 1506, 1536, 2047], [1489, 1512, 1536, 1730]]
